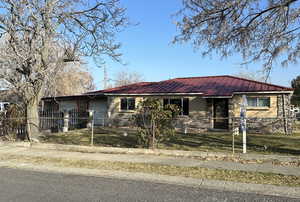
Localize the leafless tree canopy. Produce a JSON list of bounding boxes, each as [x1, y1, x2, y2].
[[0, 0, 127, 140], [112, 70, 144, 87], [174, 0, 300, 77], [44, 62, 95, 97], [233, 70, 269, 82]]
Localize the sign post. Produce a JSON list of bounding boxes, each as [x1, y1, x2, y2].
[[232, 127, 239, 154], [240, 95, 247, 154], [88, 110, 94, 146]]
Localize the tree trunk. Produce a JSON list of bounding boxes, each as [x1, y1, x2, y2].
[[152, 119, 155, 150], [26, 97, 40, 141], [149, 118, 156, 150]]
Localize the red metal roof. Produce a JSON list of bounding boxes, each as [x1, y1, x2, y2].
[[88, 75, 293, 96]]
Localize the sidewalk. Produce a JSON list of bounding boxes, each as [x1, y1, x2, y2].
[[0, 142, 300, 198], [0, 142, 300, 176], [0, 143, 299, 176]]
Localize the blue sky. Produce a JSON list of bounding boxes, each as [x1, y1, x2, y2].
[[87, 0, 298, 89]]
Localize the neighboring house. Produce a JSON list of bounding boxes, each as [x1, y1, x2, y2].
[[42, 94, 107, 126], [0, 102, 9, 112], [42, 75, 294, 134], [0, 90, 18, 112]]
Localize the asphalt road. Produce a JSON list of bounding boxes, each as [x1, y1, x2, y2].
[[0, 168, 298, 202]]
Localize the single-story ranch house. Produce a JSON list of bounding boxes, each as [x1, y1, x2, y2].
[[42, 75, 294, 134]]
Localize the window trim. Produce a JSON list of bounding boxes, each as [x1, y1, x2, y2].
[[163, 98, 189, 115], [120, 97, 136, 111], [246, 97, 271, 108]]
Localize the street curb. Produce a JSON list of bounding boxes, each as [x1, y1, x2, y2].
[[1, 142, 300, 162], [0, 161, 299, 199]]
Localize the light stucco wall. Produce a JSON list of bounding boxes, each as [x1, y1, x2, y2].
[[105, 94, 283, 120], [107, 95, 210, 128], [231, 94, 278, 118], [107, 96, 207, 117]]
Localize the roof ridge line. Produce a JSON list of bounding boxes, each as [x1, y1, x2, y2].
[[225, 75, 292, 90], [86, 81, 156, 94], [172, 75, 228, 80], [172, 75, 292, 90]]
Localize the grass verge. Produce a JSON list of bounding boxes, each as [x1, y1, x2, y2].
[[1, 154, 299, 187]]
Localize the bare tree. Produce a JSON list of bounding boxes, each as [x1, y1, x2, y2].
[[0, 0, 127, 141], [233, 70, 269, 82], [174, 0, 300, 78], [44, 62, 95, 97], [111, 70, 144, 87], [291, 75, 300, 106]]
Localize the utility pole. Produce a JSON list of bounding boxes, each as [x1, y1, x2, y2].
[[93, 57, 109, 90], [103, 64, 108, 89]]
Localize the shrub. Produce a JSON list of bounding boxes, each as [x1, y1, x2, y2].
[[132, 98, 179, 149]]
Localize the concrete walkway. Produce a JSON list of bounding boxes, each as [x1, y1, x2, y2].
[[0, 143, 299, 176]]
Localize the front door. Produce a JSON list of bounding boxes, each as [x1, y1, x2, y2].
[[213, 99, 229, 129]]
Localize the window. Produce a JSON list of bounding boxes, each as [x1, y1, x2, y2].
[[163, 98, 189, 115], [120, 98, 135, 110], [247, 97, 270, 107]]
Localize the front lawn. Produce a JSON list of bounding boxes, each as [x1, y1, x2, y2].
[[41, 126, 300, 155]]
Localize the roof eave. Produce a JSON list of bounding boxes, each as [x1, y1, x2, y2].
[[42, 93, 106, 101], [233, 91, 293, 95], [202, 95, 232, 98], [104, 92, 204, 96]]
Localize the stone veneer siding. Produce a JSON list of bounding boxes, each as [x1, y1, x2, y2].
[[230, 94, 294, 134]]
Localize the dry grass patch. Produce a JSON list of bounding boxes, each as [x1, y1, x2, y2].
[[1, 154, 299, 187]]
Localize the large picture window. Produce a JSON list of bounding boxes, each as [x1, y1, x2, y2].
[[163, 98, 189, 115], [247, 97, 270, 107], [120, 98, 135, 110]]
